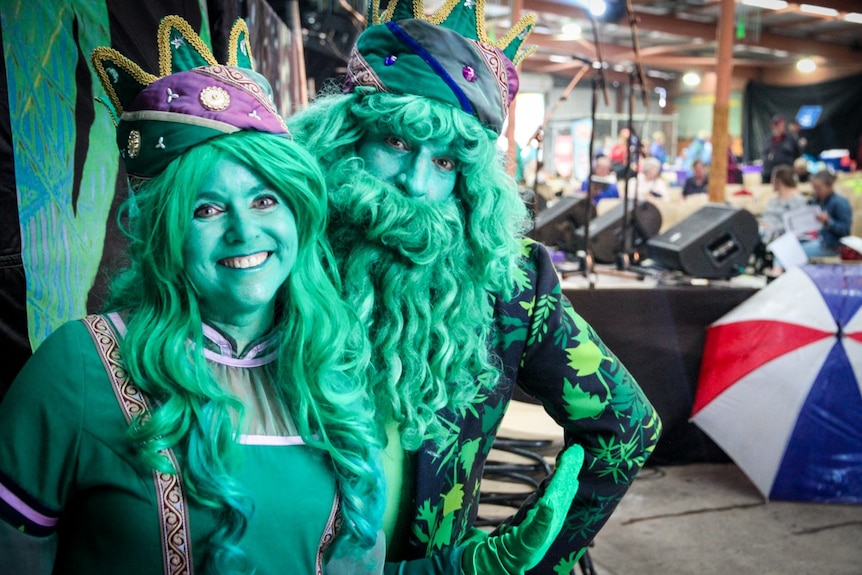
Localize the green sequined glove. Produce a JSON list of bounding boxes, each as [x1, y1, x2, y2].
[[460, 444, 585, 575]]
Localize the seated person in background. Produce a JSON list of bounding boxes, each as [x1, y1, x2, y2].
[[649, 130, 668, 166], [683, 130, 712, 174], [682, 159, 709, 198], [759, 164, 808, 243], [793, 157, 811, 183], [581, 155, 619, 204], [609, 127, 632, 179], [801, 170, 853, 259], [628, 157, 669, 201]]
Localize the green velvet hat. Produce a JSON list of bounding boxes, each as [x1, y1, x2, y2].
[[91, 16, 289, 185], [345, 0, 536, 134]]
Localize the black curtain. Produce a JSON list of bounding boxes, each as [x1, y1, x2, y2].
[[0, 21, 29, 392], [742, 71, 862, 163]]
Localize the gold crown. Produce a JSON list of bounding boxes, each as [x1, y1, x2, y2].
[[369, 0, 536, 65], [91, 16, 255, 118]]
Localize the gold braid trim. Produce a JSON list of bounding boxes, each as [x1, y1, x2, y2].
[[370, 0, 382, 26], [90, 47, 158, 116], [226, 19, 254, 68], [473, 0, 491, 44], [374, 0, 534, 62], [419, 0, 461, 25], [497, 12, 537, 63], [512, 44, 537, 67], [377, 0, 399, 24], [157, 15, 218, 77], [82, 314, 194, 575]]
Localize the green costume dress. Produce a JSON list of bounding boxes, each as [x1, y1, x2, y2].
[[0, 313, 341, 574]]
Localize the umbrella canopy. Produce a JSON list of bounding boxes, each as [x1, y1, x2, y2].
[[692, 264, 862, 503]]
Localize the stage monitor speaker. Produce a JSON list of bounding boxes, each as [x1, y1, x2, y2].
[[528, 197, 595, 252], [646, 203, 759, 279], [572, 201, 662, 263]]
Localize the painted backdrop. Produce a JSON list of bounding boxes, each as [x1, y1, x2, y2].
[[0, 0, 292, 395]]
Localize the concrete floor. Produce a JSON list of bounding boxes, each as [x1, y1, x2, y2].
[[589, 463, 862, 575], [485, 400, 862, 575]]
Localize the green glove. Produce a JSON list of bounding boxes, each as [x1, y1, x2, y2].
[[461, 444, 585, 575]]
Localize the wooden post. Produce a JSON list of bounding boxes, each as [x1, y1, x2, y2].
[[708, 0, 735, 202], [288, 0, 308, 113], [505, 0, 524, 177]]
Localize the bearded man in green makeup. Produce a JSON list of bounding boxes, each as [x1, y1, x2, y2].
[[288, 0, 662, 573]]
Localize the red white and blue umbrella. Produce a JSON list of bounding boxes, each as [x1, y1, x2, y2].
[[691, 264, 862, 503]]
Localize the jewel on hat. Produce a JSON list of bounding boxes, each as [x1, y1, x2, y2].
[[345, 0, 536, 133], [91, 16, 289, 183]]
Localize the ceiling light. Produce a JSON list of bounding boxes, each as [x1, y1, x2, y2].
[[560, 22, 582, 38], [844, 12, 862, 23], [682, 72, 701, 86], [740, 0, 788, 9], [796, 57, 816, 73], [588, 0, 607, 17], [799, 4, 838, 17], [548, 55, 571, 63]]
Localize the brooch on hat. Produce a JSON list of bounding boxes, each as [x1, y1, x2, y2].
[[91, 16, 289, 182], [346, 0, 536, 133]]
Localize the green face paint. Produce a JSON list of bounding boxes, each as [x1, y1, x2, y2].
[[183, 158, 298, 339], [357, 129, 458, 203]]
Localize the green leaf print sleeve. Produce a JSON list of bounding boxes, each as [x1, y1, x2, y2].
[[498, 241, 661, 574]]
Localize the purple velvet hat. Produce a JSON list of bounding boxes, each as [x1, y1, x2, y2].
[[92, 16, 288, 183]]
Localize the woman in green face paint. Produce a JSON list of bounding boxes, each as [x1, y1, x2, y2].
[[0, 16, 384, 575]]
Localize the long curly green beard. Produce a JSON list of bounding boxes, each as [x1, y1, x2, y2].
[[327, 158, 500, 449]]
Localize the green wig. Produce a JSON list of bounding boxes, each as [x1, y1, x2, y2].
[[105, 130, 384, 571], [289, 90, 531, 448]]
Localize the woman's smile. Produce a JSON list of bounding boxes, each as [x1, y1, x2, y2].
[[219, 251, 272, 269]]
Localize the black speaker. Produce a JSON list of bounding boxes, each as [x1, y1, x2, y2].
[[572, 201, 662, 263], [528, 197, 596, 252], [646, 203, 759, 279]]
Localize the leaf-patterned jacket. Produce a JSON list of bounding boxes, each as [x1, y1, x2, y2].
[[402, 240, 661, 574]]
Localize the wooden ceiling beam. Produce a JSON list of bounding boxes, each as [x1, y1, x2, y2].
[[787, 0, 862, 13], [524, 2, 859, 62], [636, 41, 717, 58], [529, 31, 788, 72], [527, 30, 631, 60]]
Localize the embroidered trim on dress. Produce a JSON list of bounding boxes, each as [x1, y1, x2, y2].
[[316, 493, 342, 575], [82, 314, 194, 575]]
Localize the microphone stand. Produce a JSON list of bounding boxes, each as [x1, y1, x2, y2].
[[588, 14, 610, 108], [573, 14, 612, 287], [529, 65, 591, 214], [626, 0, 650, 109], [618, 70, 640, 270], [580, 75, 605, 287], [617, 0, 651, 270]]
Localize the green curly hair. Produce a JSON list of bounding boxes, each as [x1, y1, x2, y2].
[[289, 89, 530, 449], [104, 130, 384, 572]]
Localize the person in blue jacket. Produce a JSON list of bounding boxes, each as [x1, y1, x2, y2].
[[802, 170, 853, 258]]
